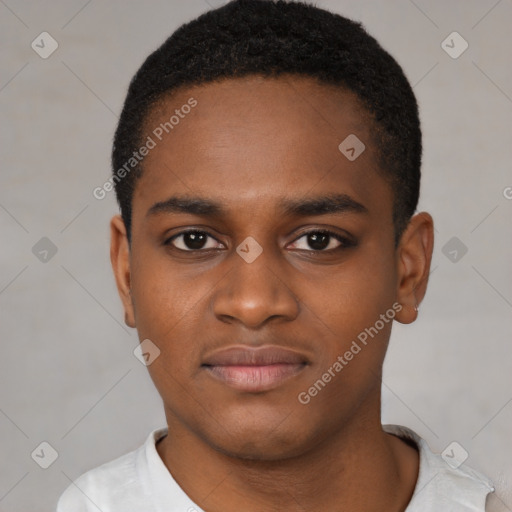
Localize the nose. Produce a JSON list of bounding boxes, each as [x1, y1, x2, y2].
[[211, 246, 300, 328]]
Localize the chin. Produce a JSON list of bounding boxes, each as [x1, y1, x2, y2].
[[215, 436, 307, 461], [200, 417, 318, 462]]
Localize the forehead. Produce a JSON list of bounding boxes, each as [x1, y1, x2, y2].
[[134, 75, 390, 221]]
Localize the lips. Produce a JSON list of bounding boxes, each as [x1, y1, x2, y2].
[[203, 346, 308, 366], [202, 346, 308, 392]]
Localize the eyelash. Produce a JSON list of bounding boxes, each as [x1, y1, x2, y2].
[[164, 228, 355, 253]]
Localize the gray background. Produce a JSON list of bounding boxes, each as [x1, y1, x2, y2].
[[1, 0, 511, 510]]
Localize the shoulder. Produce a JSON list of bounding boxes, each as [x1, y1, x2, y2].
[[56, 449, 141, 511], [55, 429, 164, 512], [383, 424, 495, 512]]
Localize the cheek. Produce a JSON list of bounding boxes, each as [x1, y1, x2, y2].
[[297, 276, 395, 416], [296, 249, 397, 386], [304, 251, 395, 333], [130, 247, 199, 332]]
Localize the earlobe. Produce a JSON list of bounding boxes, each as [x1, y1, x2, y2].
[[395, 302, 419, 324], [394, 212, 434, 325], [110, 215, 136, 328]]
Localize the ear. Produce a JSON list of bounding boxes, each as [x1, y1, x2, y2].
[[394, 212, 434, 324], [110, 215, 136, 328]]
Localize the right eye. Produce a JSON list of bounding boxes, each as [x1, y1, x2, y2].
[[164, 230, 224, 252]]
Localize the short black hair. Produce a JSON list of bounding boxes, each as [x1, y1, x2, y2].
[[112, 0, 421, 246]]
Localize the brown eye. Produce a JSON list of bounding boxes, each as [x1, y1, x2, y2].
[[288, 230, 354, 252], [165, 230, 223, 251]]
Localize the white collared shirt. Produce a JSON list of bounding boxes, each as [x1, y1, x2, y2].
[[56, 424, 495, 511]]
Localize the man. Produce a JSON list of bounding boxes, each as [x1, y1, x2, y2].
[[57, 1, 495, 510]]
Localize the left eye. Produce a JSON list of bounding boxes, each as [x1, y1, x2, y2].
[[288, 230, 351, 251]]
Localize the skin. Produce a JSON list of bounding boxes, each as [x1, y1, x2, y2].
[[110, 75, 434, 512]]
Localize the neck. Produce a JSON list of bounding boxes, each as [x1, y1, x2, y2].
[[156, 394, 418, 512]]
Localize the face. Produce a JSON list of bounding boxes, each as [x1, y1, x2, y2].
[[111, 75, 433, 461]]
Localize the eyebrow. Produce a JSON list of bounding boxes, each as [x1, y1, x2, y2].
[[146, 193, 368, 219]]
